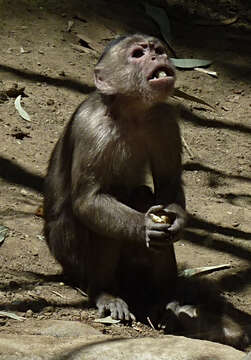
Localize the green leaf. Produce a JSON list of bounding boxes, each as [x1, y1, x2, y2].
[[179, 264, 231, 278], [0, 225, 8, 244], [15, 95, 31, 121], [144, 3, 171, 43], [170, 58, 213, 69]]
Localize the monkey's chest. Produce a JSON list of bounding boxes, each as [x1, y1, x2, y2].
[[111, 152, 154, 190], [106, 135, 179, 206]]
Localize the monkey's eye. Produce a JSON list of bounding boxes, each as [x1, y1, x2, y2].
[[155, 47, 165, 55], [132, 48, 144, 58]]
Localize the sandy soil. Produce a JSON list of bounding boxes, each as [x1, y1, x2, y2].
[[0, 0, 250, 349]]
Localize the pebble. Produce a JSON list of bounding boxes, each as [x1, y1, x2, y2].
[[47, 98, 55, 106], [232, 222, 240, 227], [43, 306, 54, 313], [80, 311, 86, 321], [26, 309, 33, 318]]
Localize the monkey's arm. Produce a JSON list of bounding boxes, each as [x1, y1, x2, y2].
[[72, 178, 145, 241]]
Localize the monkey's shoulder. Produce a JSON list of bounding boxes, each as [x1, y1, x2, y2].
[[69, 92, 114, 138], [73, 92, 104, 122]]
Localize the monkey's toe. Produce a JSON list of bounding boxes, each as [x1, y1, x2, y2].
[[97, 295, 135, 321]]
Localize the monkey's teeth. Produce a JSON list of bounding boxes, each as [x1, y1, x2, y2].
[[157, 71, 167, 78], [152, 70, 167, 79]]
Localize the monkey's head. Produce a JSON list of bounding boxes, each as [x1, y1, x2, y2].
[[94, 34, 176, 105]]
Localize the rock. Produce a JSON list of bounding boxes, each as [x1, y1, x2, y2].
[[7, 319, 101, 338], [0, 320, 245, 360], [46, 99, 54, 106], [66, 337, 245, 360], [37, 320, 100, 337], [242, 353, 251, 360], [25, 309, 33, 318], [0, 81, 25, 100]]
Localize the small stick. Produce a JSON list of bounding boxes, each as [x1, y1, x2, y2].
[[146, 316, 155, 330], [75, 287, 88, 297], [51, 290, 65, 299], [181, 135, 195, 160]]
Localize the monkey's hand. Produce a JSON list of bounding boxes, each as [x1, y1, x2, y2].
[[96, 293, 136, 321], [145, 205, 174, 249], [163, 203, 187, 242], [145, 204, 187, 248]]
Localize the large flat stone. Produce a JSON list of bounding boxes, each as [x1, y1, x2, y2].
[[0, 320, 245, 360]]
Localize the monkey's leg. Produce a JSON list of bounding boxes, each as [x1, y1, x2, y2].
[[87, 233, 135, 321], [44, 212, 90, 285]]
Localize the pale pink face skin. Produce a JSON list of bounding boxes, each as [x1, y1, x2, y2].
[[129, 39, 175, 88], [126, 36, 176, 99]]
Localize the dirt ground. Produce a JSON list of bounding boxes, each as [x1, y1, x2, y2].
[[0, 0, 250, 350]]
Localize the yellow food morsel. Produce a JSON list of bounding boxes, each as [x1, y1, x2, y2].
[[149, 213, 171, 224]]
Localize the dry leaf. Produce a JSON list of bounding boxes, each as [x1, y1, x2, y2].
[[0, 311, 25, 321], [94, 316, 120, 324], [15, 95, 31, 121], [0, 225, 8, 244], [172, 88, 215, 109]]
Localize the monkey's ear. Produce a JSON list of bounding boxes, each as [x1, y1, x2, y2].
[[94, 68, 116, 95]]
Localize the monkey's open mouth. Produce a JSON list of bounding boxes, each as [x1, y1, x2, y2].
[[148, 66, 175, 82]]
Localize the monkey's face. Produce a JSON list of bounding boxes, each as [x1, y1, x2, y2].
[[127, 37, 176, 102], [94, 34, 176, 105]]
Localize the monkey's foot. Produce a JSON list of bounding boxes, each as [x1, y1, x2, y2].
[[157, 301, 198, 331], [162, 301, 249, 349], [96, 293, 135, 321]]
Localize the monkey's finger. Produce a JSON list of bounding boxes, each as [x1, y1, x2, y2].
[[109, 302, 120, 320], [108, 299, 133, 321], [122, 308, 134, 321], [114, 306, 134, 322], [129, 312, 136, 321], [97, 305, 106, 318], [150, 223, 171, 231], [166, 301, 180, 314], [147, 229, 169, 240], [168, 216, 186, 232], [147, 204, 164, 215], [117, 306, 125, 320], [115, 302, 129, 321]]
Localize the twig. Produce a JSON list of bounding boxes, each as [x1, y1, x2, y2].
[[75, 287, 88, 297], [51, 290, 65, 299], [181, 135, 195, 160], [146, 316, 155, 330]]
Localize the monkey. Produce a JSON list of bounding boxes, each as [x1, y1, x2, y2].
[[44, 33, 185, 318], [43, 34, 248, 348]]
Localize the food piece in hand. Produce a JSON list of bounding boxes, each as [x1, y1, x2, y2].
[[149, 211, 171, 225]]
